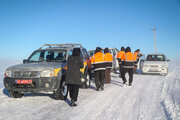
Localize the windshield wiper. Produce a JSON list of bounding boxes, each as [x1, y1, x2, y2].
[[29, 60, 38, 63]]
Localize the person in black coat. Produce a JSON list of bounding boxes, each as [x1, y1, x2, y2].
[[65, 48, 84, 107]]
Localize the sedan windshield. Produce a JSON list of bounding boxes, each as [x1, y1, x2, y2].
[[28, 50, 67, 62], [146, 55, 165, 61]]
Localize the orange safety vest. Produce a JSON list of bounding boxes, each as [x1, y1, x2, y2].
[[91, 52, 105, 64], [116, 51, 125, 59], [121, 52, 136, 68], [104, 53, 113, 69], [134, 52, 139, 60], [104, 53, 113, 62], [91, 52, 106, 71], [90, 56, 94, 64]]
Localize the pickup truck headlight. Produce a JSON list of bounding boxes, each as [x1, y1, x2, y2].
[[4, 70, 12, 77], [160, 65, 166, 68], [41, 70, 54, 77]]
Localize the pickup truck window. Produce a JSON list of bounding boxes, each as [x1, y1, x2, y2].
[[29, 50, 67, 62], [82, 48, 89, 59]]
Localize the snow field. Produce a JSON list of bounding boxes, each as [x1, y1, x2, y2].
[[0, 60, 180, 120]]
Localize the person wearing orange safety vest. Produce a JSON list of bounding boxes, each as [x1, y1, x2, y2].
[[116, 46, 125, 77], [134, 49, 143, 73], [104, 48, 113, 83], [121, 47, 136, 86], [91, 47, 106, 91]]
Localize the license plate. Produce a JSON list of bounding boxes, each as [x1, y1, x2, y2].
[[149, 68, 159, 72], [16, 80, 32, 84]]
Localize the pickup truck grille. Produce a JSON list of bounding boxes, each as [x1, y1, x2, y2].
[[150, 65, 159, 67], [13, 71, 39, 78]]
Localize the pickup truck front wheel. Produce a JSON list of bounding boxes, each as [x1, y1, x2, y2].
[[85, 73, 91, 88], [54, 80, 68, 100], [9, 90, 23, 98]]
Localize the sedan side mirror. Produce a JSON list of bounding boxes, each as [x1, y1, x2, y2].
[[23, 59, 28, 63]]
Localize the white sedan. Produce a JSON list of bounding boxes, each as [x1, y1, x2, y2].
[[140, 54, 170, 75]]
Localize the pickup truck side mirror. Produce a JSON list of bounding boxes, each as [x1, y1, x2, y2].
[[23, 59, 28, 63], [62, 60, 67, 63], [140, 59, 145, 62]]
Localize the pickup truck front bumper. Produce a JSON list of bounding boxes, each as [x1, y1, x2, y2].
[[3, 77, 61, 93]]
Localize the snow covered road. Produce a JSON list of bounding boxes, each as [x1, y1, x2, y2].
[[0, 60, 180, 120]]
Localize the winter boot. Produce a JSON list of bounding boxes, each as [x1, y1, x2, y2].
[[119, 73, 122, 78], [71, 100, 77, 107], [123, 81, 127, 85], [101, 86, 104, 90], [129, 83, 132, 86]]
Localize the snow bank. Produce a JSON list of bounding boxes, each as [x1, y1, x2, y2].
[[161, 60, 180, 119]]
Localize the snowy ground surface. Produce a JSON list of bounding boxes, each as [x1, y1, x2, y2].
[[0, 60, 180, 120]]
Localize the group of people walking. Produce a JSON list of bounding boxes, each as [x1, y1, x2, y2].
[[116, 47, 142, 85], [65, 47, 142, 107], [91, 47, 113, 91]]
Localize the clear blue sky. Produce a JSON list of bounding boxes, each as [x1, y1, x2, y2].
[[0, 0, 180, 60]]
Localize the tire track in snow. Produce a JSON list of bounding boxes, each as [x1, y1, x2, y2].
[[160, 66, 180, 120], [115, 75, 164, 120], [67, 74, 166, 120]]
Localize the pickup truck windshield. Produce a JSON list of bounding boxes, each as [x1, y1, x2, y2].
[[146, 55, 165, 61], [28, 50, 67, 62]]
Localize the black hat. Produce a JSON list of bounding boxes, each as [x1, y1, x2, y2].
[[121, 46, 125, 51], [104, 48, 109, 53], [72, 48, 81, 56], [135, 49, 140, 52], [125, 46, 131, 52], [95, 47, 102, 53]]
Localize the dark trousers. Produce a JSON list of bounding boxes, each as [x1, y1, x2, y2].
[[121, 68, 134, 84], [88, 68, 93, 80], [95, 70, 105, 89], [105, 68, 111, 83], [134, 65, 137, 73], [67, 84, 79, 101], [119, 63, 122, 76]]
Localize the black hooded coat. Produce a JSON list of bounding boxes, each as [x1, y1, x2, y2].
[[65, 48, 84, 85]]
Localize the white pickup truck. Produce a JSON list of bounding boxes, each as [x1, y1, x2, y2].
[[140, 54, 170, 75]]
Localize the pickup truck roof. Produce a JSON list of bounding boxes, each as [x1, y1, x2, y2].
[[39, 44, 83, 50], [146, 53, 165, 56]]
